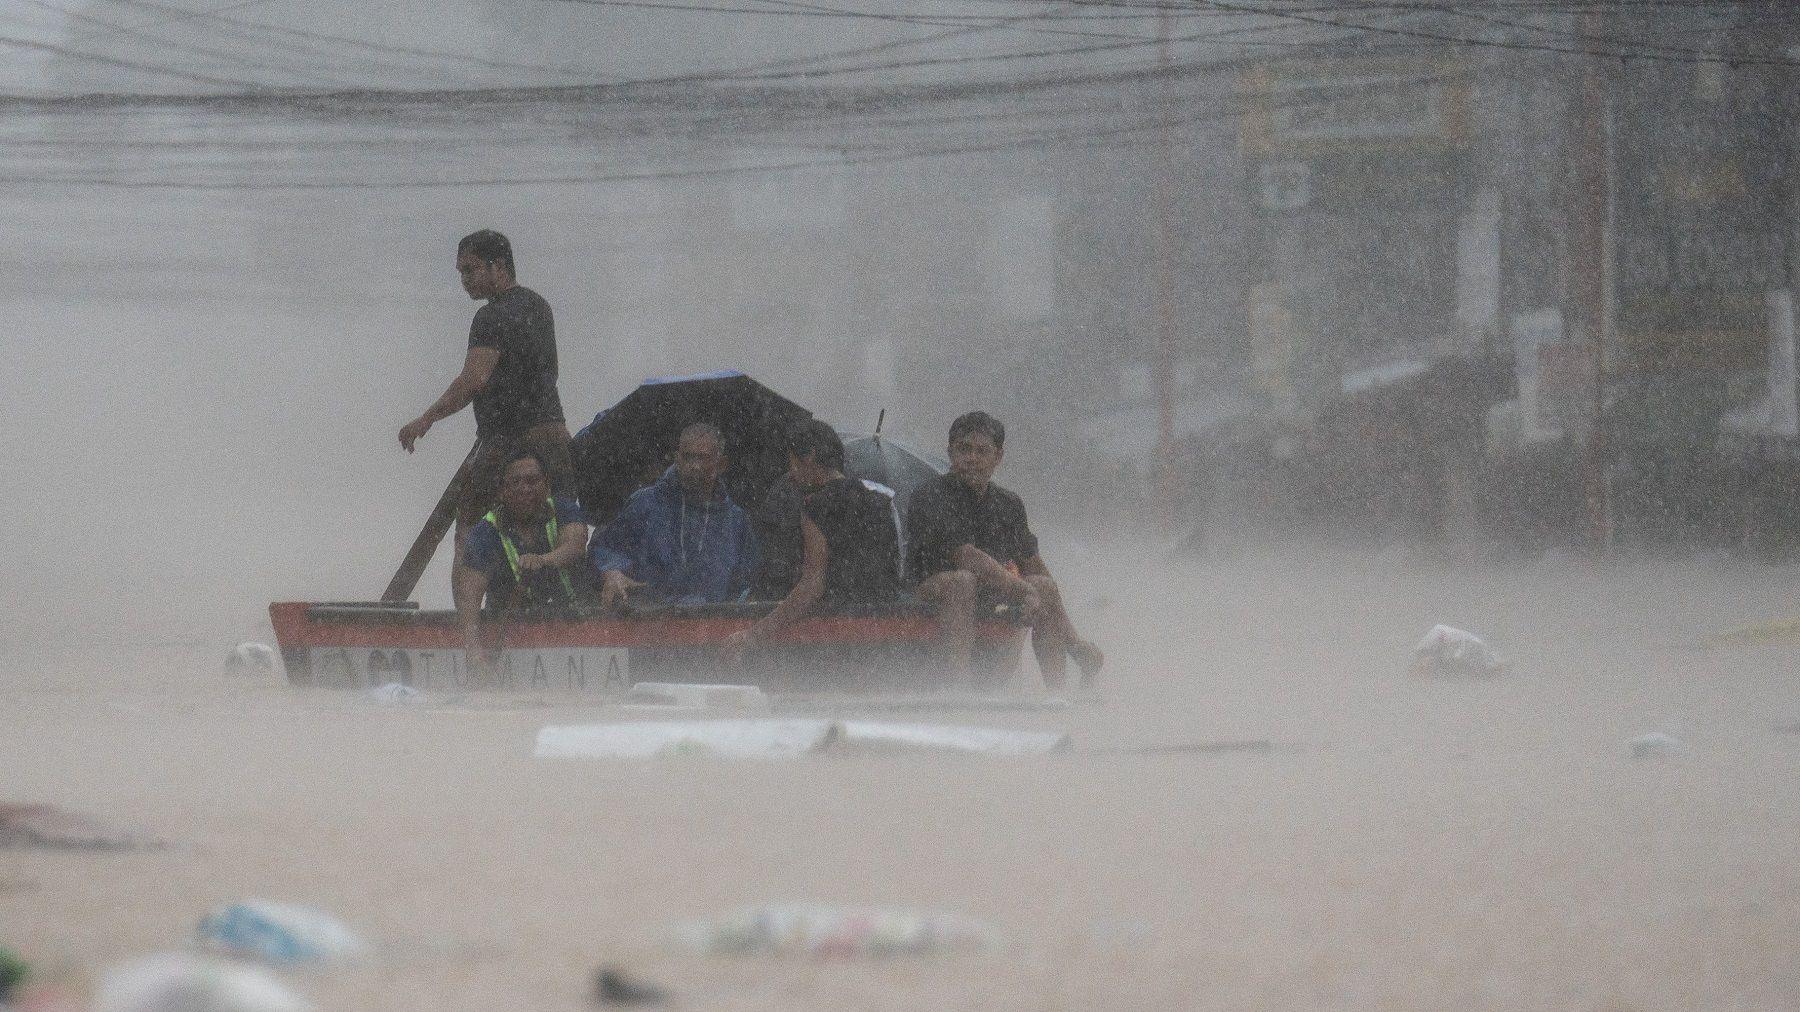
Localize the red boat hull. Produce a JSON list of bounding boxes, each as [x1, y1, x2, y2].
[[269, 601, 1022, 694]]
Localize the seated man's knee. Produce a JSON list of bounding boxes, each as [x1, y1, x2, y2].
[[920, 571, 976, 608], [1024, 573, 1059, 600]]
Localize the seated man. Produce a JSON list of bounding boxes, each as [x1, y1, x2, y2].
[[724, 421, 898, 656], [906, 410, 1104, 690], [454, 450, 589, 673], [588, 422, 756, 608]]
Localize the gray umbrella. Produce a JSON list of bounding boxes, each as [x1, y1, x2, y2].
[[839, 433, 946, 509]]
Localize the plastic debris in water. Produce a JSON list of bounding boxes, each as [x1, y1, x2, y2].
[[674, 904, 1001, 958], [1627, 732, 1687, 759], [620, 682, 769, 714], [366, 682, 422, 705], [535, 720, 1069, 760], [224, 643, 278, 677], [94, 953, 311, 1012], [196, 900, 369, 966], [1410, 625, 1508, 678]]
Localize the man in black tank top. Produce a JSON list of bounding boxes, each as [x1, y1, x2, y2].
[[724, 421, 898, 659]]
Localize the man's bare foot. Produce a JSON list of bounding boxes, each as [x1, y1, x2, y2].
[[1070, 639, 1104, 686]]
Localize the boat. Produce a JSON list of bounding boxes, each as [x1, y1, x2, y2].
[[269, 371, 1022, 694]]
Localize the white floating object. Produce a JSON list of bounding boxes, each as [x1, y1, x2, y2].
[[1628, 732, 1687, 759], [534, 719, 1072, 759], [622, 682, 770, 713], [366, 682, 422, 705], [196, 899, 370, 965], [837, 721, 1070, 755], [536, 719, 837, 759], [673, 903, 1001, 957], [95, 953, 312, 1012], [224, 642, 277, 677], [1411, 624, 1507, 678]]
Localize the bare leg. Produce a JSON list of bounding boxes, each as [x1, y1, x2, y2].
[[917, 571, 977, 686], [1023, 574, 1068, 689]]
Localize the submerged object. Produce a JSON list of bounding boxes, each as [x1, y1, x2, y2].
[[537, 719, 835, 760], [533, 719, 1071, 759], [1627, 732, 1688, 759], [94, 954, 311, 1012], [224, 642, 277, 676], [674, 904, 1000, 958], [365, 682, 422, 705], [1410, 625, 1508, 678], [196, 900, 368, 966], [593, 965, 669, 1007], [619, 682, 769, 713]]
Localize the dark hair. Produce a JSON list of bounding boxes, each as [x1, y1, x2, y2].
[[502, 448, 548, 478], [786, 418, 844, 472], [458, 229, 515, 274], [949, 410, 1005, 449]]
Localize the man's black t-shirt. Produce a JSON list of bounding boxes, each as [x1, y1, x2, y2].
[[468, 285, 564, 439], [904, 473, 1039, 581], [803, 477, 900, 607]]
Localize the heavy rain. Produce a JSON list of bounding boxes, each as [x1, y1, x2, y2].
[[4, 2, 1800, 1008]]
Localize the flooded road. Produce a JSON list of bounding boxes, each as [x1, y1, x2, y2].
[[6, 545, 1799, 1009]]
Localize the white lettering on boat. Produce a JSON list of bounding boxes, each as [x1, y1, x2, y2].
[[306, 647, 628, 694]]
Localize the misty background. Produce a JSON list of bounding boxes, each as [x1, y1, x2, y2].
[[5, 1, 1798, 646]]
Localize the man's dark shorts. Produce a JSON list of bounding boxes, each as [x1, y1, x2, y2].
[[456, 422, 576, 529]]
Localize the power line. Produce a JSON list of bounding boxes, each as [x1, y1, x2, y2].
[[0, 30, 273, 89], [0, 65, 1446, 190]]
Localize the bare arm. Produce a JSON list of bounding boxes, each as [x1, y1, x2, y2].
[[738, 515, 828, 644], [452, 562, 490, 654], [518, 521, 588, 572], [400, 346, 500, 451]]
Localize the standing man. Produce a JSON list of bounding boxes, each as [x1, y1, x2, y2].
[[399, 229, 573, 570], [906, 411, 1104, 690]]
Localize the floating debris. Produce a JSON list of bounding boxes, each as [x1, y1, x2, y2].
[[617, 682, 769, 714], [674, 904, 1000, 958], [94, 953, 311, 1012], [534, 720, 1070, 759], [593, 965, 669, 1006], [1627, 732, 1688, 760], [223, 643, 278, 677], [366, 682, 423, 705], [0, 804, 161, 853], [196, 900, 369, 966], [1411, 625, 1508, 678]]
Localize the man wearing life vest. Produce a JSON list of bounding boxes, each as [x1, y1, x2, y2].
[[453, 450, 588, 678]]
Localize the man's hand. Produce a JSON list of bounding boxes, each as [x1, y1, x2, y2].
[[399, 417, 432, 452], [600, 570, 643, 610], [516, 554, 551, 573]]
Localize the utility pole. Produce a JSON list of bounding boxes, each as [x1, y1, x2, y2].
[[1570, 10, 1614, 552], [1149, 5, 1181, 529]]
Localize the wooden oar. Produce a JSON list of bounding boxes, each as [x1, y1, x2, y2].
[[382, 440, 482, 603]]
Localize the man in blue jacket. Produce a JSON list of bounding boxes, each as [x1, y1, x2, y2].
[[589, 423, 757, 608]]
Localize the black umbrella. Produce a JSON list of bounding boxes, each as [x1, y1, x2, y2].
[[571, 370, 812, 526]]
